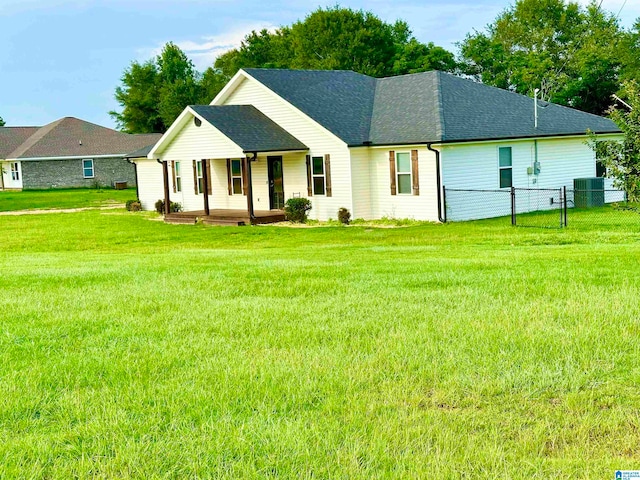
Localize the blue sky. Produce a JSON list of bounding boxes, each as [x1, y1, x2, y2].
[[1, 0, 637, 130]]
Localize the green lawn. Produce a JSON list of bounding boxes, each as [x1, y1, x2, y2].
[[1, 209, 639, 478], [0, 188, 136, 212]]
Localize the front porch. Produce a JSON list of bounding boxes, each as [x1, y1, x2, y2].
[[164, 208, 285, 226], [152, 104, 312, 225]]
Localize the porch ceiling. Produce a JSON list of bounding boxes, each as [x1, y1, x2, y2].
[[190, 105, 308, 153]]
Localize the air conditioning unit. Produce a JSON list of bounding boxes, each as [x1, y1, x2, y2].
[[573, 177, 604, 208]]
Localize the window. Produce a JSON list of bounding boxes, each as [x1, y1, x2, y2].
[[10, 162, 19, 181], [396, 152, 412, 194], [196, 160, 203, 194], [312, 156, 325, 195], [174, 161, 182, 192], [231, 159, 242, 194], [498, 147, 512, 188], [596, 160, 607, 178], [82, 159, 94, 178]]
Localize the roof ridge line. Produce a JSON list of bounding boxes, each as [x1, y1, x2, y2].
[[7, 118, 65, 159], [364, 77, 380, 143], [435, 71, 445, 142]]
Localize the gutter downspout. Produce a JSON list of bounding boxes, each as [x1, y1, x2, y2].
[[427, 143, 445, 223], [126, 158, 139, 202]]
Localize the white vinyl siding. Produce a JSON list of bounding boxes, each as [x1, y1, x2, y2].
[[441, 136, 614, 220], [161, 116, 244, 160], [135, 159, 164, 211], [220, 75, 352, 220], [366, 146, 439, 221], [349, 148, 373, 219]]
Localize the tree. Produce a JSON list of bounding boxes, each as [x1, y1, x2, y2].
[[588, 81, 640, 202], [111, 43, 207, 133], [0, 116, 5, 126], [459, 0, 625, 115], [620, 20, 640, 85], [287, 8, 398, 76], [156, 42, 202, 128], [214, 7, 457, 80], [110, 60, 163, 133], [112, 9, 458, 132], [199, 67, 229, 103]]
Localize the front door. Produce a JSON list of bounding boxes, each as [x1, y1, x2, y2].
[[3, 161, 22, 189], [267, 156, 284, 210]]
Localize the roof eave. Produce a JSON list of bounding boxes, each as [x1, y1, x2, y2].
[[438, 130, 622, 145], [242, 147, 308, 154], [210, 70, 250, 106], [148, 107, 195, 158]]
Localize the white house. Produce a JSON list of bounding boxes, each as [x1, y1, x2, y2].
[[133, 68, 620, 224]]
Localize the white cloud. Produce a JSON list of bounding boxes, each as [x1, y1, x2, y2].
[[576, 0, 639, 27], [142, 22, 278, 71]]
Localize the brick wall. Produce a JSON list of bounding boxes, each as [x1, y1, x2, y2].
[[21, 157, 136, 189]]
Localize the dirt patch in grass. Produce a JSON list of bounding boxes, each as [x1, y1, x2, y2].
[[0, 205, 124, 216]]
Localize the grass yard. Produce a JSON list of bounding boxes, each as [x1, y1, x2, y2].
[[1, 207, 639, 478], [0, 188, 136, 212]]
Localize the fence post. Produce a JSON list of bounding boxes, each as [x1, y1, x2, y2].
[[442, 186, 447, 223], [511, 187, 516, 226], [563, 186, 568, 227]]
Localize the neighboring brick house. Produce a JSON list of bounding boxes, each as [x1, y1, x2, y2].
[[0, 117, 160, 190]]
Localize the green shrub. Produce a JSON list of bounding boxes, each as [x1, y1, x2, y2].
[[284, 197, 312, 223], [125, 199, 137, 211], [338, 207, 351, 225], [155, 199, 182, 214], [129, 201, 142, 212]]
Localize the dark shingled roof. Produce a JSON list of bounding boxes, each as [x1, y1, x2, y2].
[[126, 143, 156, 159], [242, 69, 620, 146], [190, 104, 307, 152], [370, 72, 442, 145], [436, 72, 619, 142], [3, 117, 161, 159], [243, 68, 376, 146]]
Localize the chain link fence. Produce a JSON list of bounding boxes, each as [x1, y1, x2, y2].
[[565, 189, 639, 228], [513, 187, 564, 228], [443, 188, 512, 223], [444, 186, 640, 229]]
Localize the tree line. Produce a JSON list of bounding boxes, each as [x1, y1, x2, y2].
[[110, 1, 640, 135], [110, 6, 457, 133]]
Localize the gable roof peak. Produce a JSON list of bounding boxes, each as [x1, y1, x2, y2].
[[6, 116, 161, 159]]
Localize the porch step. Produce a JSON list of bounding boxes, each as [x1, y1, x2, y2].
[[164, 214, 197, 224], [202, 217, 247, 226], [162, 210, 285, 225], [252, 214, 286, 224]]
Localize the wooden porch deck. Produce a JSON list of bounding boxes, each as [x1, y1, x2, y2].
[[164, 209, 285, 226]]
